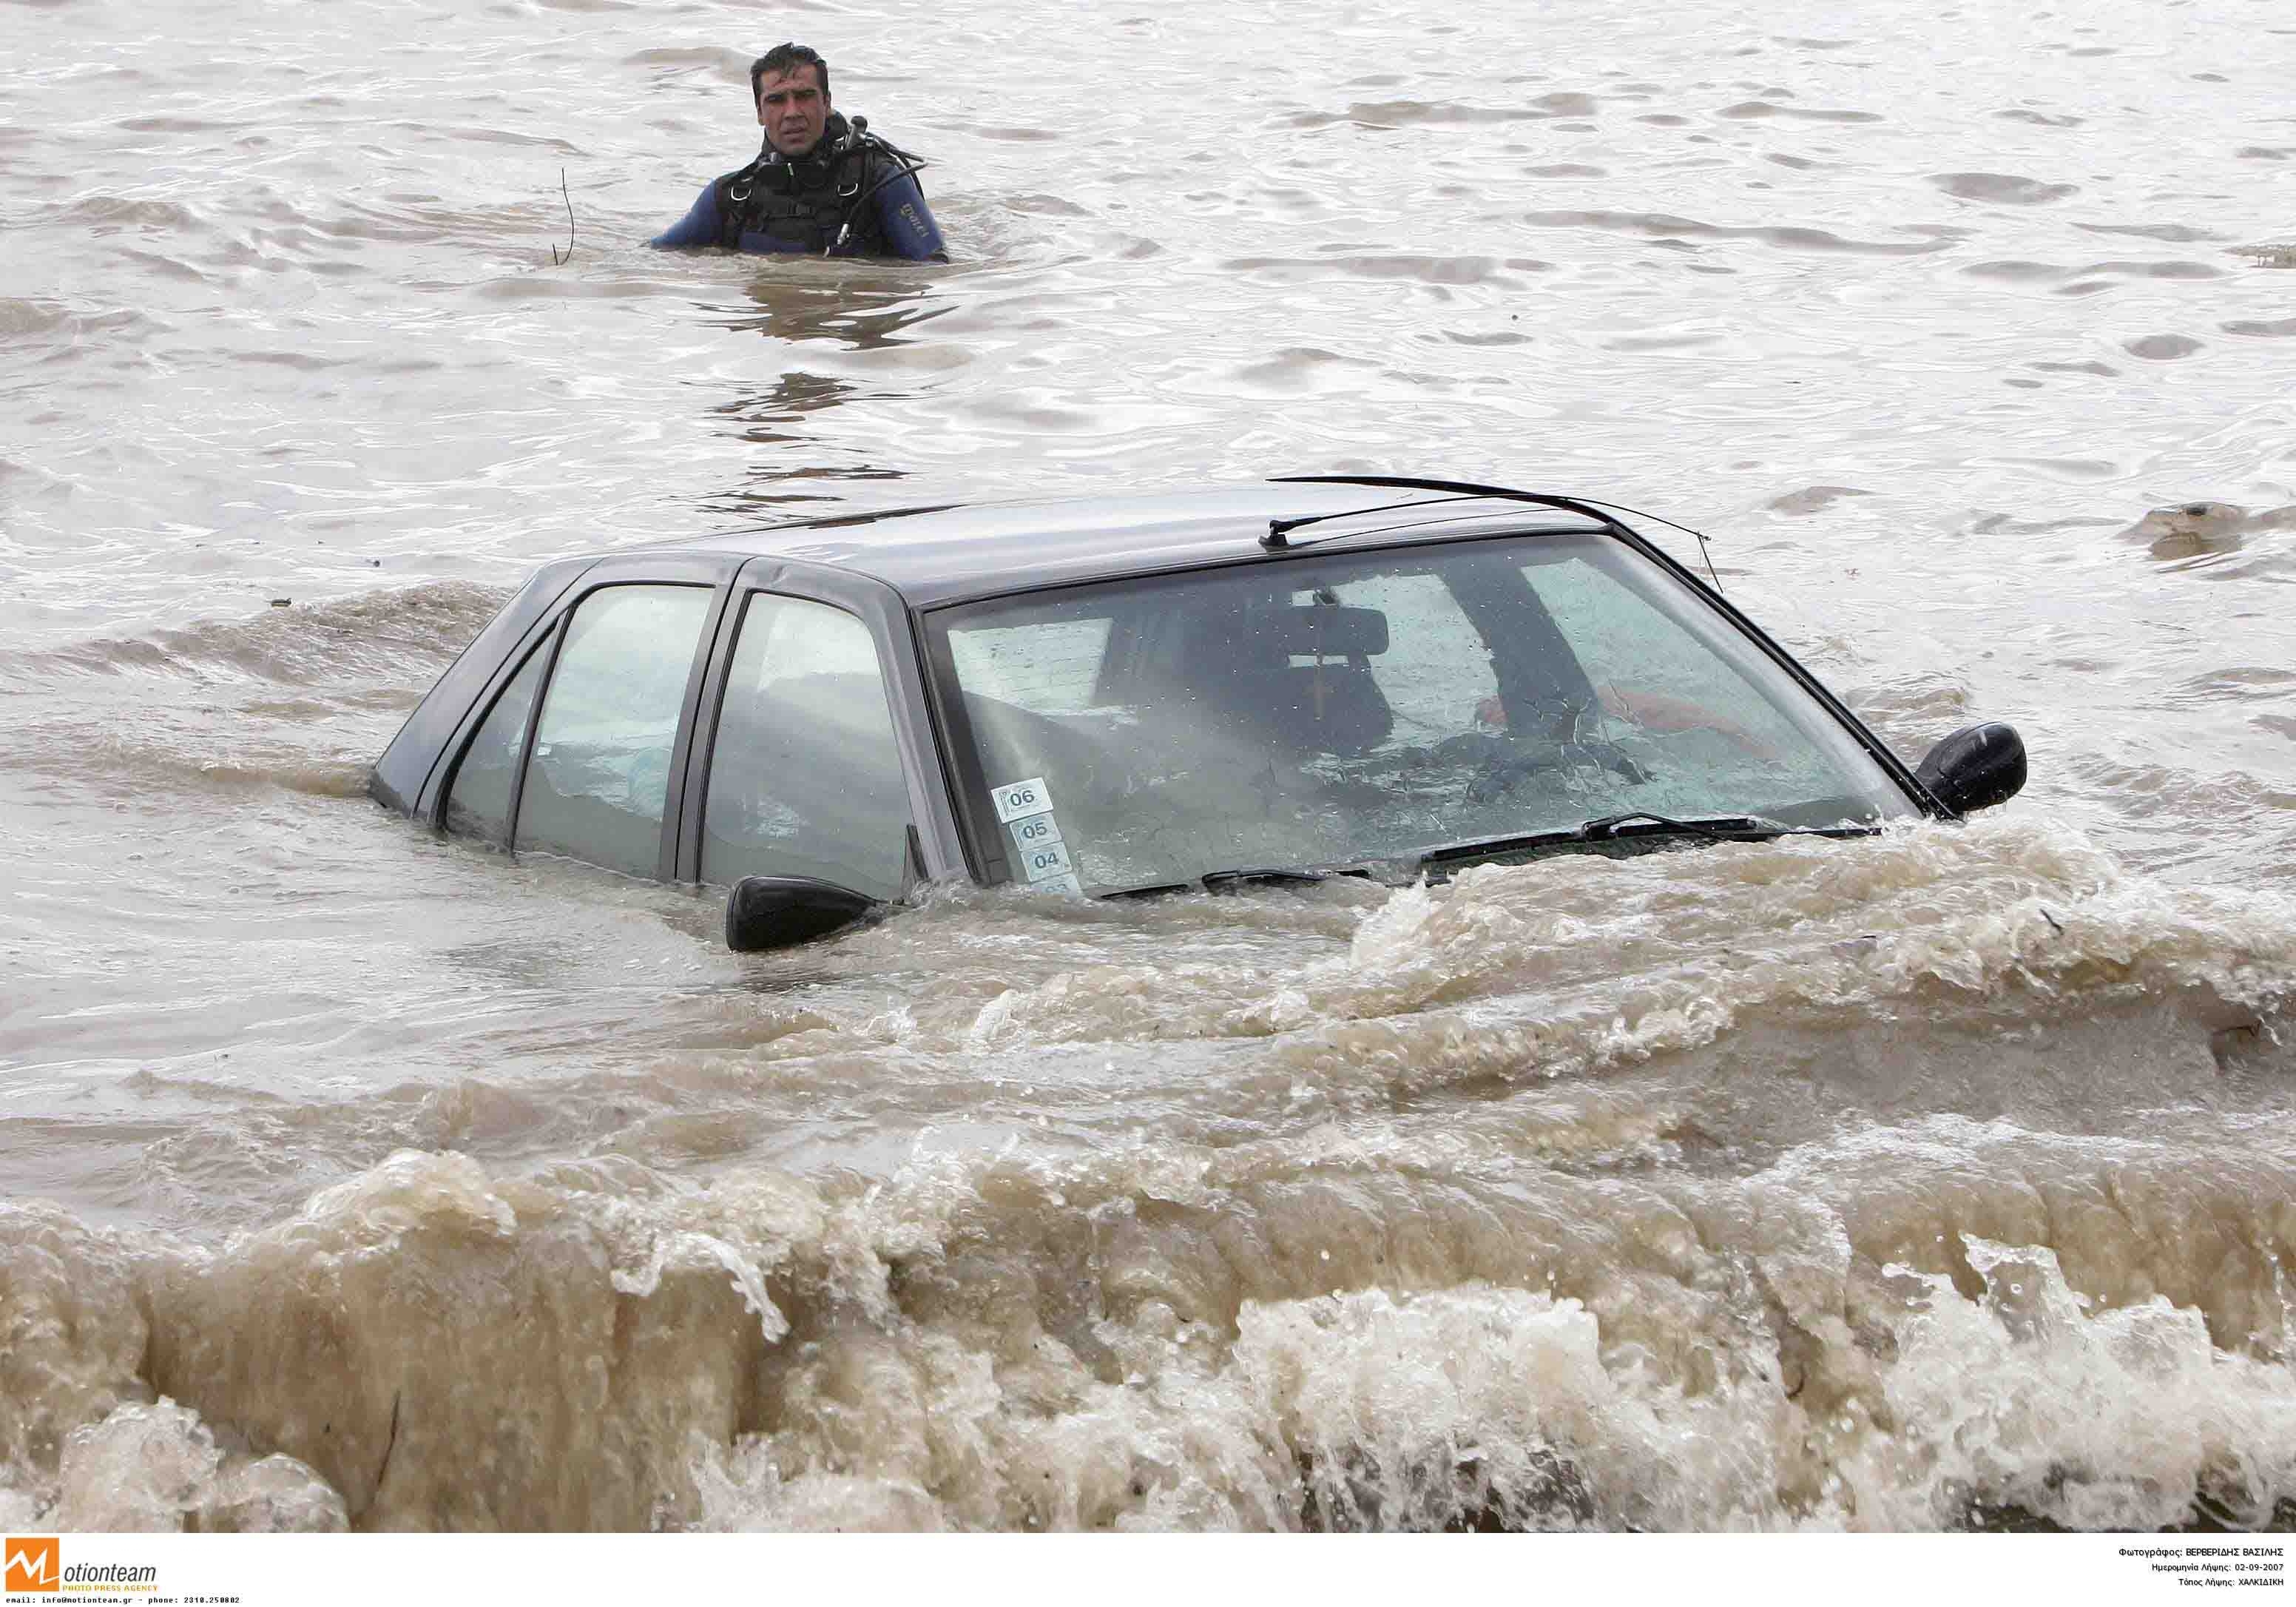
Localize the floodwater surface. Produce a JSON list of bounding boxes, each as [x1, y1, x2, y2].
[[4, 0, 2295, 1532]]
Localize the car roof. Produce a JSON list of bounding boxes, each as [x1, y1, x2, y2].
[[635, 481, 1612, 607]]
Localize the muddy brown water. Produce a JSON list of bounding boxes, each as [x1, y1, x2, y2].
[[4, 0, 2296, 1532]]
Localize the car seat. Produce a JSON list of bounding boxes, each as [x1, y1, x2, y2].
[[1172, 601, 1394, 756]]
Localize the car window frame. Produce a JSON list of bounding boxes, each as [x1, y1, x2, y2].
[[376, 553, 598, 817], [441, 630, 555, 849], [427, 554, 740, 880], [678, 560, 968, 889]]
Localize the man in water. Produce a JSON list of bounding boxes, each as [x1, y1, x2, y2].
[[650, 43, 947, 260]]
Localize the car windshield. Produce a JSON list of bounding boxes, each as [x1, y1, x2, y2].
[[926, 531, 1917, 893]]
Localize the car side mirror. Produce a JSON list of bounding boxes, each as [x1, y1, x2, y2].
[[724, 875, 880, 953], [1914, 721, 2027, 816]]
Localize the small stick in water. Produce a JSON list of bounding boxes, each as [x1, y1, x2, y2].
[[550, 168, 575, 265]]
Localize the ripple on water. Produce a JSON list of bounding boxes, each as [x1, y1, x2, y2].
[[1218, 253, 1533, 287], [1, 582, 509, 693], [1518, 210, 1940, 256], [1283, 94, 1599, 131], [2123, 334, 2204, 361], [1958, 257, 2229, 291], [1714, 100, 1883, 123], [620, 47, 747, 76], [1766, 485, 1871, 516], [1228, 347, 1374, 393], [2078, 221, 2230, 243], [41, 195, 205, 232], [1928, 172, 2080, 204]]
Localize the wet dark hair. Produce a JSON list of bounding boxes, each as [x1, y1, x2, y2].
[[750, 43, 828, 104]]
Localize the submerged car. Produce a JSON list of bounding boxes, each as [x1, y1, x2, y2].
[[371, 476, 2026, 950]]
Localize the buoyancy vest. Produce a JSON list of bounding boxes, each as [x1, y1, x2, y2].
[[712, 113, 893, 257]]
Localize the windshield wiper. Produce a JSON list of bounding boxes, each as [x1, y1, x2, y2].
[[1111, 817, 1858, 900], [1097, 866, 1354, 900], [1581, 811, 1797, 840], [1200, 866, 1327, 892], [1415, 812, 1846, 870], [1198, 864, 1385, 894]]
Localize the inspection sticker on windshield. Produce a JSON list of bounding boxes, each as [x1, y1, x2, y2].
[[992, 778, 1082, 894], [1015, 838, 1076, 883], [992, 776, 1054, 824], [1007, 809, 1064, 852]]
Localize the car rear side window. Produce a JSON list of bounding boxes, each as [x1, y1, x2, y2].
[[700, 593, 911, 900], [445, 645, 547, 846], [516, 584, 712, 877]]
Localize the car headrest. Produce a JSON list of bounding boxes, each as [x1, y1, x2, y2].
[[1268, 662, 1393, 755]]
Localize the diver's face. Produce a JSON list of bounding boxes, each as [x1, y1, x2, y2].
[[756, 65, 830, 158]]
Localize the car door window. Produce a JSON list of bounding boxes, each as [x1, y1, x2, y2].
[[516, 584, 712, 877], [701, 593, 912, 899], [445, 644, 547, 846]]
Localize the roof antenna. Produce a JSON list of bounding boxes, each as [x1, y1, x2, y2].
[[1261, 520, 1292, 550], [1692, 527, 1722, 595], [1562, 493, 1727, 596]]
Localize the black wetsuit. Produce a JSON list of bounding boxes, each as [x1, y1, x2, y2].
[[650, 113, 946, 260]]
